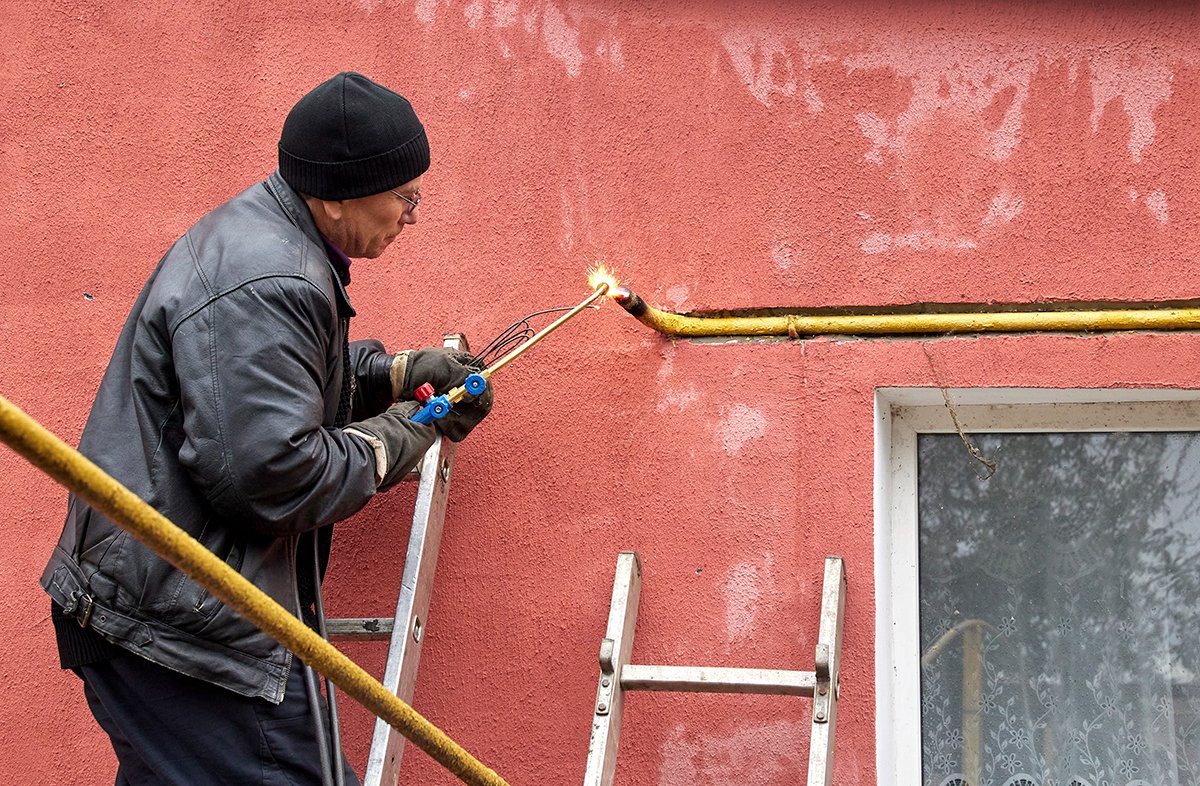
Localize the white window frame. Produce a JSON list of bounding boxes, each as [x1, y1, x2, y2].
[[873, 387, 1200, 786]]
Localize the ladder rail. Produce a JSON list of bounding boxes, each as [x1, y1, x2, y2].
[[583, 552, 642, 786], [362, 434, 458, 786], [808, 555, 846, 786], [327, 333, 465, 786]]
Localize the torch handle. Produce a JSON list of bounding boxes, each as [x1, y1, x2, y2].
[[483, 284, 609, 378], [410, 373, 486, 425], [409, 285, 609, 425]]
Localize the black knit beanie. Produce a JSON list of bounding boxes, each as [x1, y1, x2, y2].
[[278, 72, 430, 200]]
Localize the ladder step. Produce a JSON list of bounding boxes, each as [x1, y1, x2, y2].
[[326, 617, 395, 641], [621, 665, 815, 696]]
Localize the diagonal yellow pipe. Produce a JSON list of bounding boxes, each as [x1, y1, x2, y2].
[[611, 289, 1200, 337], [0, 393, 510, 786]]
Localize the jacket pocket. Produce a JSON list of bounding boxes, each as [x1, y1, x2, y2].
[[162, 520, 246, 624], [190, 537, 246, 619]]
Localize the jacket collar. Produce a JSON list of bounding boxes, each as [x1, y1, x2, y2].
[[264, 171, 356, 318]]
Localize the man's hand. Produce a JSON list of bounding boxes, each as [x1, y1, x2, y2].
[[343, 401, 437, 489], [435, 382, 494, 442], [391, 347, 482, 400]]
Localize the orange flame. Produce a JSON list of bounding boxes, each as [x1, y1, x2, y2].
[[587, 263, 620, 296]]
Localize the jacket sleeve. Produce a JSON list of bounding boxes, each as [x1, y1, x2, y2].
[[349, 339, 395, 419], [173, 275, 380, 536]]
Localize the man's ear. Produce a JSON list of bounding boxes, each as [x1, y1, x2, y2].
[[303, 195, 345, 223], [318, 199, 345, 221]]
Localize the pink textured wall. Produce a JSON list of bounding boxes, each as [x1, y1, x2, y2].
[[3, 2, 1199, 784]]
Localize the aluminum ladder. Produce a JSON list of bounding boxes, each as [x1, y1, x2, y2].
[[584, 552, 847, 786], [326, 333, 466, 786]]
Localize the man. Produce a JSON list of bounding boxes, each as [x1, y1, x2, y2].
[[40, 72, 490, 784]]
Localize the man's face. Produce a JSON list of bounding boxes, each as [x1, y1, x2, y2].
[[317, 175, 422, 259]]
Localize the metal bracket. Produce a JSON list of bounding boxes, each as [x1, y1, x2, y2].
[[813, 643, 831, 723], [595, 638, 616, 715]]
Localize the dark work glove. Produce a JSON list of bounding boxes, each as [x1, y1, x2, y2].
[[343, 401, 436, 490], [436, 382, 495, 442], [395, 348, 483, 400]]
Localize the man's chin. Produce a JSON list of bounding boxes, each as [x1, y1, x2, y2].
[[367, 237, 399, 259]]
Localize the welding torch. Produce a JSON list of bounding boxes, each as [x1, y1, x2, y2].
[[409, 280, 613, 424]]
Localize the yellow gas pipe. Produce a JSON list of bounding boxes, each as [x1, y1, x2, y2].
[[611, 287, 1200, 337]]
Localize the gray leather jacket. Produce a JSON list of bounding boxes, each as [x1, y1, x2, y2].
[[41, 172, 414, 702]]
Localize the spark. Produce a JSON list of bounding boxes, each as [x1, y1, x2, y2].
[[587, 263, 621, 296]]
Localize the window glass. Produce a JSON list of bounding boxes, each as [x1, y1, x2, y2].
[[918, 431, 1200, 786]]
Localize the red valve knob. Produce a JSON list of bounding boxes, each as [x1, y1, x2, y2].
[[414, 383, 435, 404]]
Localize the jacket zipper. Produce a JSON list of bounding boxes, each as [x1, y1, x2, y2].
[[277, 651, 293, 704], [276, 531, 302, 703]]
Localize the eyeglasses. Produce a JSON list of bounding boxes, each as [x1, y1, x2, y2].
[[389, 188, 422, 214]]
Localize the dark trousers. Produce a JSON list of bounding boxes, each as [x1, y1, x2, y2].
[[76, 651, 359, 786]]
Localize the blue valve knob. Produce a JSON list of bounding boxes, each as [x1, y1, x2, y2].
[[411, 395, 451, 425], [464, 373, 487, 396]]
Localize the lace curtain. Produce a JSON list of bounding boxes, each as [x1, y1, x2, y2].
[[918, 432, 1200, 786]]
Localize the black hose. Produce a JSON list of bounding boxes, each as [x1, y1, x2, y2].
[[303, 662, 336, 786], [293, 535, 335, 786], [467, 303, 600, 367], [311, 529, 346, 786]]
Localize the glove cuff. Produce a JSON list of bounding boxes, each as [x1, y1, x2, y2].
[[345, 402, 436, 489], [390, 351, 412, 400], [343, 427, 389, 485]]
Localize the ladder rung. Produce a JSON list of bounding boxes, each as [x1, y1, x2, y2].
[[620, 664, 816, 696], [326, 617, 395, 641]]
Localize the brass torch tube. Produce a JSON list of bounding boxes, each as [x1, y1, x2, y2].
[[0, 393, 510, 786], [443, 283, 610, 405], [613, 289, 1200, 338]]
